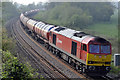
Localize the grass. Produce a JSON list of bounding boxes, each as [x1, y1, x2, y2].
[[110, 62, 120, 74], [86, 23, 118, 37]]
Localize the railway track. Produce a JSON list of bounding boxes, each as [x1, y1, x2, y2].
[[9, 18, 70, 79]]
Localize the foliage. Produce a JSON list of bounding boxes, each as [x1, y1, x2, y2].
[[2, 28, 15, 52], [34, 2, 114, 29], [2, 50, 38, 79], [110, 62, 120, 74], [117, 2, 120, 55], [2, 2, 19, 23], [71, 2, 114, 22], [18, 2, 44, 13]]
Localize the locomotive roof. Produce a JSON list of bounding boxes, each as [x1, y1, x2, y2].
[[52, 27, 109, 44], [59, 28, 76, 38]]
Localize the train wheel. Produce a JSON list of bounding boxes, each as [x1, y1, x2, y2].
[[79, 64, 83, 73], [83, 67, 86, 73], [35, 36, 37, 40], [49, 46, 52, 51], [57, 52, 61, 58], [52, 48, 55, 54], [79, 68, 83, 73], [46, 44, 49, 50], [55, 50, 58, 56], [68, 57, 72, 64], [73, 63, 76, 67], [76, 65, 79, 70]]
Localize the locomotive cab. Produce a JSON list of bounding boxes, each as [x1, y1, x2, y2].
[[85, 37, 112, 76]]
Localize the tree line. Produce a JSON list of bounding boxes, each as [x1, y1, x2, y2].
[[34, 2, 115, 29]]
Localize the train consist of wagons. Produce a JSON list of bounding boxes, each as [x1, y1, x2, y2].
[[20, 10, 112, 76]]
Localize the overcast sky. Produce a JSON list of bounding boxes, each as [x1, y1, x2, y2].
[[12, 0, 118, 5], [12, 0, 49, 5]]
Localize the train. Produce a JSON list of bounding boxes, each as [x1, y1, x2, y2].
[[20, 10, 112, 76]]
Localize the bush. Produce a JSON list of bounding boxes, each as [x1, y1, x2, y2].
[[2, 50, 38, 79], [2, 28, 15, 52]]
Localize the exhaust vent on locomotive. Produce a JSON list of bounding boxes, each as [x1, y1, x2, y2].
[[74, 32, 88, 38], [55, 27, 66, 32]]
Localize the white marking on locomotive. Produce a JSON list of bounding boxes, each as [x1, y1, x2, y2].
[[57, 38, 62, 44]]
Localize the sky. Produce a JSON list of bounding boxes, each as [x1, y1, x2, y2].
[[12, 0, 119, 5], [12, 0, 49, 5]]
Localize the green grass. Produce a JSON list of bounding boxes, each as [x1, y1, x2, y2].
[[85, 22, 118, 38]]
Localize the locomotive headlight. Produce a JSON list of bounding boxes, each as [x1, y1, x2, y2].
[[106, 67, 111, 71], [89, 66, 95, 70]]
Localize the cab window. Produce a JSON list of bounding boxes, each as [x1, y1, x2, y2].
[[101, 45, 110, 53], [83, 44, 87, 51], [89, 44, 100, 53]]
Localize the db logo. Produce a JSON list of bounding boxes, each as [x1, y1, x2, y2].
[[57, 38, 62, 44]]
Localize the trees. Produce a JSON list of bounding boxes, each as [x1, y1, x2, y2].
[[69, 13, 92, 28], [70, 2, 114, 22], [34, 2, 114, 28], [2, 2, 19, 22]]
